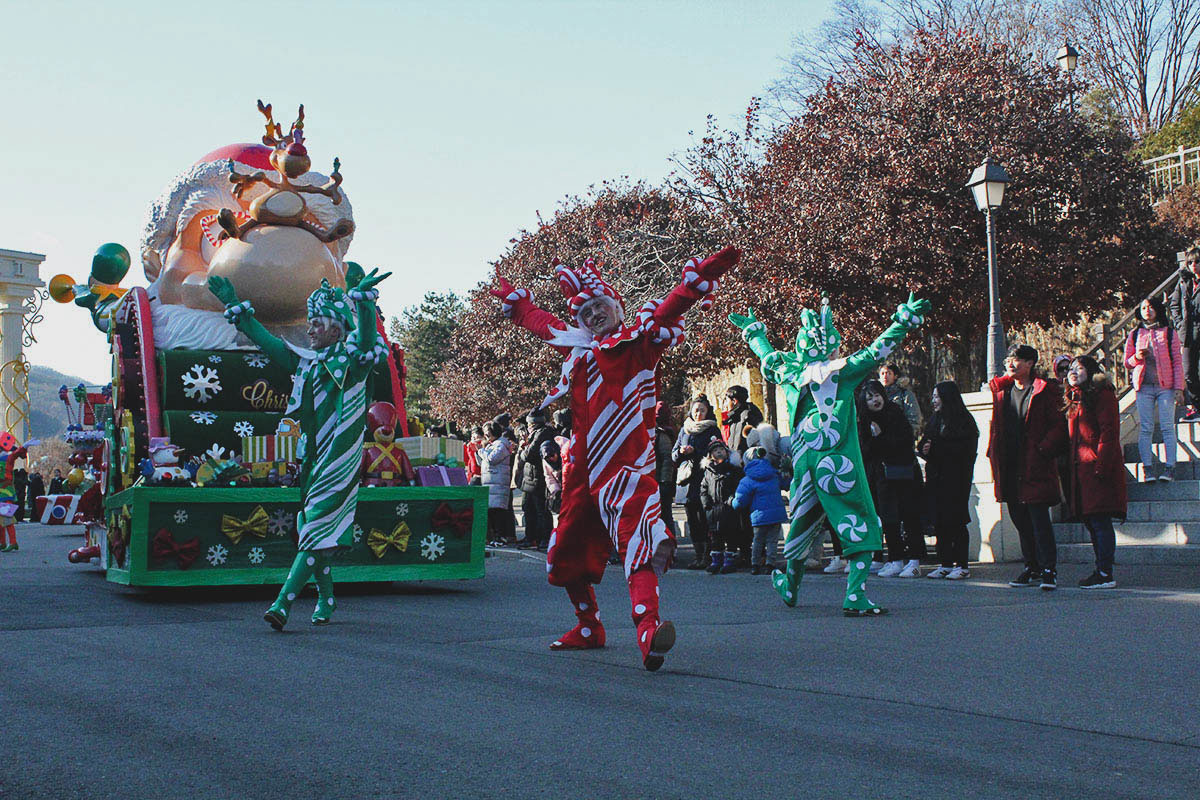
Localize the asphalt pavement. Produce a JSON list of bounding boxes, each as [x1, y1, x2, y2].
[[2, 522, 1198, 799]]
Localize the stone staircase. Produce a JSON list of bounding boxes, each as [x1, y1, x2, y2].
[[1056, 417, 1200, 565]]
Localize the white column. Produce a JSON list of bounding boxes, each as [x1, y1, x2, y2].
[[0, 249, 46, 442]]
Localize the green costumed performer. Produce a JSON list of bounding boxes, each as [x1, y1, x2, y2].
[[207, 264, 390, 629], [729, 292, 930, 616]]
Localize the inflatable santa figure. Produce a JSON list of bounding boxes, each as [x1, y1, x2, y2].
[[491, 246, 739, 671]]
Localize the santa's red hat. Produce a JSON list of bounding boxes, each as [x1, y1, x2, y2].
[[196, 143, 273, 171]]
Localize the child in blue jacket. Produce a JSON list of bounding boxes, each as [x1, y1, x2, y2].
[[733, 446, 789, 574]]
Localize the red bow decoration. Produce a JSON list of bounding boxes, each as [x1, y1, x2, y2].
[[431, 502, 473, 537], [150, 528, 201, 570]]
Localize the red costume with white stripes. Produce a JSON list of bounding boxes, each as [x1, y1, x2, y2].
[[492, 246, 739, 670]]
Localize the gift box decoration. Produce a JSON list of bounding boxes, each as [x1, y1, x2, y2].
[[398, 436, 466, 467], [241, 433, 298, 464], [414, 465, 469, 487]]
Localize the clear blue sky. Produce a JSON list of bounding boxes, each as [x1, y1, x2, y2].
[[0, 0, 830, 383]]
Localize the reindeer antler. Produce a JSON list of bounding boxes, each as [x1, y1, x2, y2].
[[257, 99, 282, 147], [289, 104, 305, 147]]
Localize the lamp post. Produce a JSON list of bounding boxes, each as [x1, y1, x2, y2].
[[966, 155, 1011, 379], [1056, 41, 1079, 110]]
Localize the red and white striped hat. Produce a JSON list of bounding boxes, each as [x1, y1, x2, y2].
[[555, 258, 624, 320]]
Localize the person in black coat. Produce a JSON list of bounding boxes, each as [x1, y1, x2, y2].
[[699, 440, 744, 574], [672, 397, 722, 568], [653, 402, 678, 536], [13, 468, 27, 522], [26, 471, 45, 513], [48, 469, 65, 496], [858, 379, 926, 578], [919, 381, 980, 579], [722, 385, 764, 454], [515, 410, 557, 550]]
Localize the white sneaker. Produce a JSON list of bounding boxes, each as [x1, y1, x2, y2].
[[869, 561, 885, 574], [823, 557, 847, 574], [926, 566, 951, 579], [946, 566, 971, 580], [897, 559, 921, 578], [877, 560, 904, 577]]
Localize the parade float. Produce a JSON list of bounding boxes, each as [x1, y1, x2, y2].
[[50, 101, 484, 587]]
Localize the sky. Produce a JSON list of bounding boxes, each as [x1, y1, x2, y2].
[[0, 0, 832, 383]]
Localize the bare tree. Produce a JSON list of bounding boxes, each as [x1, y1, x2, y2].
[[768, 0, 1065, 120], [1065, 0, 1200, 134]]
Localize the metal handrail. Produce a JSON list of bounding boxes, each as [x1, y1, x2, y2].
[[1083, 263, 1185, 400]]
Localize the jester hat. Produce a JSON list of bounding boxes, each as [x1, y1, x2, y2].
[[306, 279, 355, 331], [556, 258, 624, 322], [793, 295, 843, 366]]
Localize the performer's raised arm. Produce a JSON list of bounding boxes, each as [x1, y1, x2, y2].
[[729, 308, 795, 387], [489, 273, 572, 353], [208, 276, 300, 373], [652, 246, 740, 327], [344, 263, 391, 364], [841, 291, 930, 385]]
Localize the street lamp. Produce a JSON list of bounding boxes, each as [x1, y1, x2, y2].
[[1056, 42, 1079, 72], [966, 155, 1011, 379]]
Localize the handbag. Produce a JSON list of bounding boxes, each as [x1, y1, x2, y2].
[[883, 463, 913, 481], [676, 459, 695, 486]]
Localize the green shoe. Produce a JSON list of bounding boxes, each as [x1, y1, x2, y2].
[[10, 543, 17, 552], [265, 550, 319, 631], [264, 604, 288, 630], [771, 569, 798, 607], [311, 597, 334, 625], [310, 551, 335, 625]]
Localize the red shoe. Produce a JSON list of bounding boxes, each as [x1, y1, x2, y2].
[[638, 619, 676, 672], [549, 622, 606, 650]]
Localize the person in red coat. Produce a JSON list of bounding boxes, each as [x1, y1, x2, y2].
[[1064, 356, 1127, 589], [987, 344, 1068, 590]]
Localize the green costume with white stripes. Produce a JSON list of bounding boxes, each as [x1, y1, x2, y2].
[[210, 269, 388, 628], [730, 293, 929, 613]]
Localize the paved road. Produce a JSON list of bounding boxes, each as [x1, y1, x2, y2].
[[2, 523, 1198, 799]]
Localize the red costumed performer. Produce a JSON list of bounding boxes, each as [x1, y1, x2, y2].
[[491, 246, 739, 671]]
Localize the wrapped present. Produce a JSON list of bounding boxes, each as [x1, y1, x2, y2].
[[398, 436, 466, 467], [414, 465, 468, 487], [241, 434, 298, 464]]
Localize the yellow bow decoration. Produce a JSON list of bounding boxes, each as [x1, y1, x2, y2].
[[221, 505, 270, 545], [367, 522, 411, 559]]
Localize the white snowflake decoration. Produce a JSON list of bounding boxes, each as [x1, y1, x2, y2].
[[208, 354, 223, 363], [173, 509, 188, 524], [205, 444, 227, 461], [267, 509, 293, 537], [189, 411, 216, 425], [420, 533, 445, 561], [244, 353, 270, 368], [352, 523, 364, 544], [181, 365, 222, 404], [233, 421, 255, 438], [206, 544, 228, 566], [248, 547, 266, 564], [396, 503, 409, 517]]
